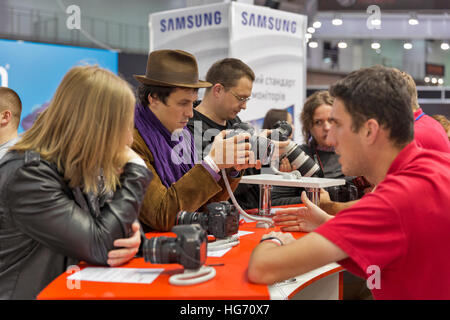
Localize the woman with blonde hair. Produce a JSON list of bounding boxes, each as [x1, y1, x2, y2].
[[0, 65, 152, 299]]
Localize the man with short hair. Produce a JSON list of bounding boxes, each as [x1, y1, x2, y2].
[[187, 58, 292, 210], [132, 50, 259, 232], [0, 87, 22, 159], [188, 58, 255, 157], [248, 65, 450, 299], [186, 58, 263, 209], [397, 69, 450, 152]]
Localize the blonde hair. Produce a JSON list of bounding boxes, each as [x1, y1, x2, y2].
[[431, 114, 450, 132], [12, 65, 135, 194]]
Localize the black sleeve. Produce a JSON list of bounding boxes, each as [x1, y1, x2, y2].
[[5, 162, 152, 265]]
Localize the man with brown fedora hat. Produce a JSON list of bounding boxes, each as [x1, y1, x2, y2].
[[132, 49, 260, 232]]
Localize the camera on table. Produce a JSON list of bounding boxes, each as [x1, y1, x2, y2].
[[271, 120, 324, 178], [227, 122, 275, 165], [143, 224, 207, 270], [176, 202, 239, 239]]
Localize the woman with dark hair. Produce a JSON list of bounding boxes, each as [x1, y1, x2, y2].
[[262, 109, 293, 132]]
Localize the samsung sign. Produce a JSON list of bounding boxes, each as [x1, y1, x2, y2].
[[159, 9, 297, 34], [241, 11, 297, 34], [160, 11, 222, 32]]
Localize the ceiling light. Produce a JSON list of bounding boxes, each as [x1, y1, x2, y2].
[[408, 18, 419, 25], [403, 42, 413, 50], [424, 77, 430, 83], [431, 77, 437, 84], [307, 27, 315, 34], [332, 17, 343, 26], [308, 41, 318, 48], [371, 42, 381, 50], [371, 18, 381, 27], [338, 41, 348, 49], [408, 13, 419, 25], [438, 78, 444, 85], [305, 33, 312, 39], [441, 42, 450, 50], [312, 21, 322, 29]]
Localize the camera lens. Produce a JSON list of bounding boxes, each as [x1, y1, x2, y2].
[[143, 236, 178, 265], [177, 210, 200, 225], [142, 225, 208, 270], [285, 141, 323, 177]]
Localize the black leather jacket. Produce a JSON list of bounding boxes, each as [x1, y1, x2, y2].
[[0, 150, 152, 299]]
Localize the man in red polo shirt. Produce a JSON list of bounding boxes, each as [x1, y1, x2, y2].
[[247, 65, 450, 299], [399, 70, 450, 153]]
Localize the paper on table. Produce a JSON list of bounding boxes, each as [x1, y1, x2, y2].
[[67, 267, 164, 284], [237, 230, 253, 237], [208, 248, 232, 257]]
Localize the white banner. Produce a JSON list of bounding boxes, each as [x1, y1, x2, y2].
[[149, 3, 230, 80], [230, 3, 306, 142], [150, 2, 307, 142]]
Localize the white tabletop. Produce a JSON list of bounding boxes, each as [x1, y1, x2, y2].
[[240, 174, 346, 188]]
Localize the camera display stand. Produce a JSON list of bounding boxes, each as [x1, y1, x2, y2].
[[240, 174, 346, 214], [169, 266, 216, 286]]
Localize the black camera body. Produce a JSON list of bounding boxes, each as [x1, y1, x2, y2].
[[227, 122, 275, 165], [143, 224, 207, 270], [176, 202, 239, 239], [269, 120, 292, 142]]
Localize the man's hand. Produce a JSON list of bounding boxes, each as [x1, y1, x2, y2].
[[273, 191, 333, 232], [208, 130, 254, 170], [278, 157, 293, 172], [107, 221, 141, 267], [261, 231, 296, 245], [318, 188, 334, 212]]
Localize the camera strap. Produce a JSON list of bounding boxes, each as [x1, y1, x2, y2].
[[208, 235, 240, 252], [169, 266, 216, 286], [221, 169, 274, 228]]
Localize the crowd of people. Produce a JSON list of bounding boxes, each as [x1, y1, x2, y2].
[[1, 49, 449, 300]]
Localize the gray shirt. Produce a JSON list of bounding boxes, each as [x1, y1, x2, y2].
[[0, 136, 20, 160]]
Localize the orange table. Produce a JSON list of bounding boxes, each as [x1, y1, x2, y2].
[[37, 206, 343, 300]]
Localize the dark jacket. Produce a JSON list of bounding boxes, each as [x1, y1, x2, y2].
[[187, 107, 301, 210], [0, 150, 152, 299]]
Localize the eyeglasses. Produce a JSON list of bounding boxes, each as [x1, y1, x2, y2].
[[229, 90, 251, 104]]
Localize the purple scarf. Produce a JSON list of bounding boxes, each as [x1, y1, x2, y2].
[[134, 103, 198, 188]]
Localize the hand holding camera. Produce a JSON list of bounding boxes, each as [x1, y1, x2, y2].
[[207, 129, 254, 170]]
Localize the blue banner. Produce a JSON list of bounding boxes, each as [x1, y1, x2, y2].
[[0, 39, 118, 133]]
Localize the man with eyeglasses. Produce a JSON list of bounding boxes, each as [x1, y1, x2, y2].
[[187, 58, 254, 157], [187, 58, 262, 209], [187, 58, 290, 210]]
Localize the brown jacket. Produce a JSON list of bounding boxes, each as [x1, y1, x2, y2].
[[132, 128, 241, 231]]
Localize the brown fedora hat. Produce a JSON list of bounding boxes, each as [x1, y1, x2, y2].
[[134, 49, 212, 88]]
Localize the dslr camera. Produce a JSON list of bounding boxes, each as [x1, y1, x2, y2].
[[176, 202, 239, 239], [143, 224, 207, 270], [227, 122, 275, 165], [271, 120, 324, 178]]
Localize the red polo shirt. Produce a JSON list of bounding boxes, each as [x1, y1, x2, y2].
[[414, 108, 450, 153], [315, 141, 450, 299]]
